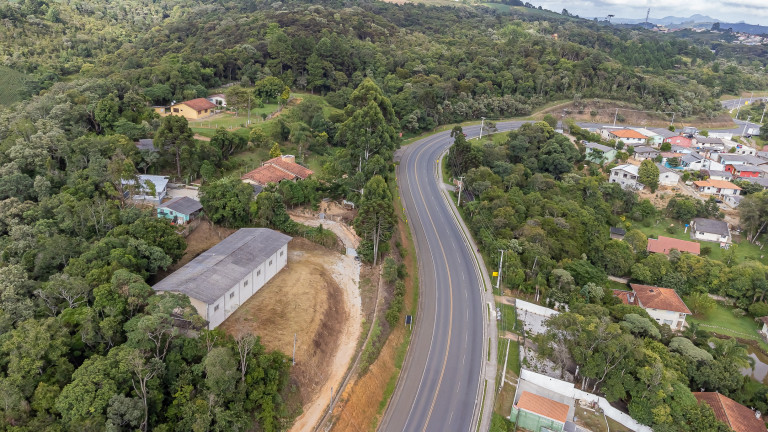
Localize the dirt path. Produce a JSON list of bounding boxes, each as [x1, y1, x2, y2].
[[291, 214, 360, 250], [193, 134, 211, 141]]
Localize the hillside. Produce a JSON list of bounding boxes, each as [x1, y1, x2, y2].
[[0, 65, 26, 105]]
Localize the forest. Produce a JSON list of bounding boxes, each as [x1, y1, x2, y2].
[[447, 121, 768, 430], [0, 0, 768, 430], [3, 0, 768, 126]]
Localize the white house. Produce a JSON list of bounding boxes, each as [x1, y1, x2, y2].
[[607, 129, 649, 145], [723, 194, 743, 208], [124, 175, 169, 205], [704, 170, 733, 181], [681, 153, 724, 171], [207, 93, 227, 107], [633, 128, 663, 147], [717, 154, 767, 166], [622, 284, 691, 330], [692, 179, 742, 197], [153, 228, 291, 329], [609, 164, 643, 190], [691, 218, 732, 244], [694, 136, 725, 152], [657, 164, 680, 186]]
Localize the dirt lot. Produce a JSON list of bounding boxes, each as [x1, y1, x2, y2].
[[538, 99, 736, 129], [218, 237, 361, 432]]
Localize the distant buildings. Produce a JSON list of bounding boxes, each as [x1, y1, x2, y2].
[[155, 98, 218, 120]]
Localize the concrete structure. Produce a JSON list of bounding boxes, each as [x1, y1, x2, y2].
[[693, 179, 742, 197], [511, 391, 569, 432], [152, 228, 291, 329], [691, 218, 732, 244], [607, 129, 648, 145], [625, 284, 691, 330], [647, 235, 700, 255], [760, 317, 768, 340], [241, 155, 314, 186], [609, 164, 643, 190], [157, 196, 203, 224], [709, 132, 734, 140], [632, 146, 660, 161], [207, 93, 227, 107], [125, 175, 169, 205], [724, 194, 744, 208], [658, 163, 680, 186], [694, 392, 767, 432], [583, 142, 616, 164], [169, 98, 217, 120]]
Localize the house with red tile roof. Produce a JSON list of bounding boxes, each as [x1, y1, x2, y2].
[[608, 128, 648, 145], [665, 135, 694, 147], [241, 155, 314, 186], [647, 235, 700, 255], [616, 284, 691, 329], [693, 179, 742, 197], [694, 392, 767, 432], [167, 98, 217, 120]]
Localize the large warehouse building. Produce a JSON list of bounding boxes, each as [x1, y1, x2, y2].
[[153, 228, 291, 329]]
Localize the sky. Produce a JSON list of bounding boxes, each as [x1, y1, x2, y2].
[[533, 0, 768, 26]]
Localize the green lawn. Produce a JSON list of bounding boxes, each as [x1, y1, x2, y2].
[[632, 217, 766, 264], [497, 302, 517, 334], [688, 303, 768, 351], [188, 103, 280, 131]]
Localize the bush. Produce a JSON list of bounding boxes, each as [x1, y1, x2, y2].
[[385, 280, 407, 327], [666, 225, 678, 234], [383, 257, 399, 283], [749, 302, 768, 318], [732, 308, 747, 317], [700, 246, 712, 256]]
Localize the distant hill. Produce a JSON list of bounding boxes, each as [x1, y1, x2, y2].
[[607, 14, 768, 35]]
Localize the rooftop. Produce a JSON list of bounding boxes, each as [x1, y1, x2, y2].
[[630, 283, 692, 314], [692, 218, 730, 237], [694, 392, 767, 432], [515, 391, 570, 424], [179, 98, 217, 111], [241, 156, 314, 185], [612, 164, 639, 175], [153, 228, 292, 304], [584, 142, 613, 152], [136, 139, 155, 152], [693, 179, 742, 190], [609, 129, 648, 139], [647, 235, 700, 255], [633, 146, 658, 154], [160, 196, 203, 215]]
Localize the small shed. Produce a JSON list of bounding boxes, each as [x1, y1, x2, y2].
[[759, 317, 768, 340], [691, 218, 732, 245], [157, 197, 203, 224], [610, 227, 626, 240]]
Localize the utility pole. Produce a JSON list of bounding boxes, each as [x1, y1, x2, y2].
[[750, 91, 754, 104], [329, 387, 334, 414], [760, 104, 767, 126], [292, 334, 296, 366], [736, 96, 743, 119], [742, 115, 752, 137], [247, 93, 251, 126], [613, 108, 619, 127], [457, 176, 465, 206], [670, 112, 676, 128], [496, 250, 504, 294], [479, 117, 486, 140]]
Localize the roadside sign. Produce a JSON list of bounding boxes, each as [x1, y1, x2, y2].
[[492, 272, 498, 277]]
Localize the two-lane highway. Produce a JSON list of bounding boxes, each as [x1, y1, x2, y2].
[[381, 124, 516, 432]]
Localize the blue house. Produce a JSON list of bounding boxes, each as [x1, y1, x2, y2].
[[157, 197, 203, 224]]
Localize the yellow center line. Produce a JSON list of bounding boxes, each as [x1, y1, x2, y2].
[[411, 137, 455, 432]]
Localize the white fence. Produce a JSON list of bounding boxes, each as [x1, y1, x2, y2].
[[520, 369, 653, 432], [515, 299, 558, 317]]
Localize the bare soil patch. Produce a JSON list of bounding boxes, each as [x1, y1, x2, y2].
[[218, 237, 361, 432], [537, 100, 736, 129], [329, 207, 416, 431]]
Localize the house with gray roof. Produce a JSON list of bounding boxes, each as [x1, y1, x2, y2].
[[583, 142, 616, 164], [743, 177, 768, 189], [157, 197, 203, 224], [153, 228, 292, 329], [690, 218, 731, 245], [609, 164, 643, 190], [632, 146, 660, 161], [658, 164, 680, 186]]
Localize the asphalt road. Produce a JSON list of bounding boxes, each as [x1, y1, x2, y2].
[[382, 124, 497, 432], [379, 112, 756, 432]]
